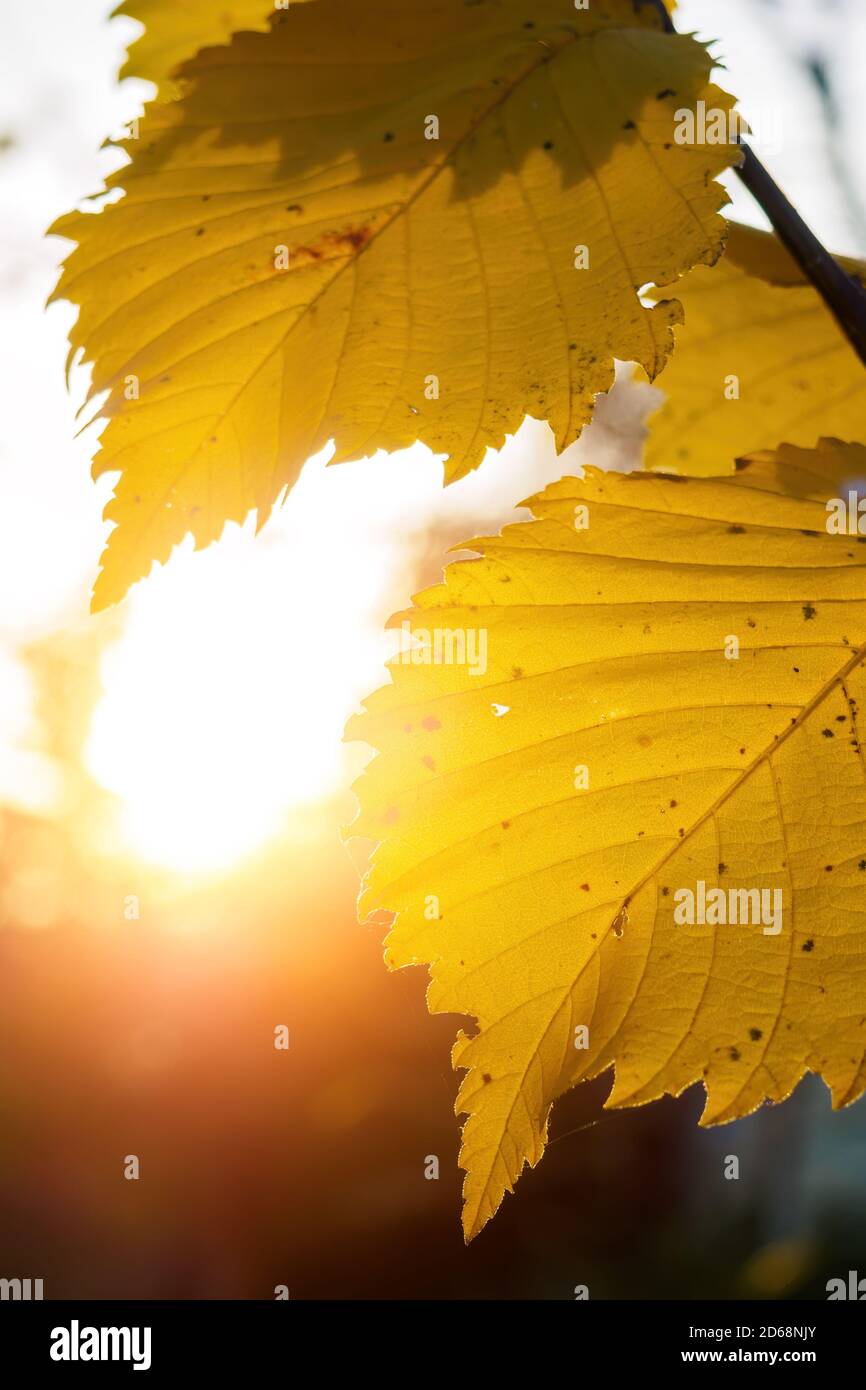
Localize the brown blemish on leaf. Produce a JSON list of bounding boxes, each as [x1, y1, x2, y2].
[[292, 225, 375, 267], [421, 715, 441, 732], [612, 903, 629, 938]]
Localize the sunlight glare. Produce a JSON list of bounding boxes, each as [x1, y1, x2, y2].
[[84, 448, 428, 873]]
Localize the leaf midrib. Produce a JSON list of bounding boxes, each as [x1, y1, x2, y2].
[[614, 638, 866, 924]]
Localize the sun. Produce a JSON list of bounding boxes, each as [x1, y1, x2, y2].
[[84, 450, 418, 874]]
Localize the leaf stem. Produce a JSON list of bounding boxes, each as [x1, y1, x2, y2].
[[639, 0, 866, 368]]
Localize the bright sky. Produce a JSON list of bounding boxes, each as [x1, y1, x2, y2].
[[0, 0, 863, 872]]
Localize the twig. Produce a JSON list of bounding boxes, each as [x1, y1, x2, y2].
[[636, 0, 866, 368]]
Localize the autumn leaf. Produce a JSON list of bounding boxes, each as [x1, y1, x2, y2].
[[348, 440, 866, 1240], [50, 0, 740, 609], [114, 0, 283, 92], [640, 223, 866, 476]]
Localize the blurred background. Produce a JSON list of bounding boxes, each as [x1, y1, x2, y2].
[[0, 0, 865, 1299]]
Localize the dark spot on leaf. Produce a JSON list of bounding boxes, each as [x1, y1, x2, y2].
[[294, 225, 374, 265], [749, 1028, 762, 1041]]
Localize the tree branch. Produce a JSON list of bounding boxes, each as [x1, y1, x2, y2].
[[637, 0, 866, 368]]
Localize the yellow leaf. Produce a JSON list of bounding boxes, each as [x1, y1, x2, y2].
[[50, 0, 739, 609], [348, 439, 866, 1240], [641, 223, 866, 476], [113, 0, 283, 92]]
